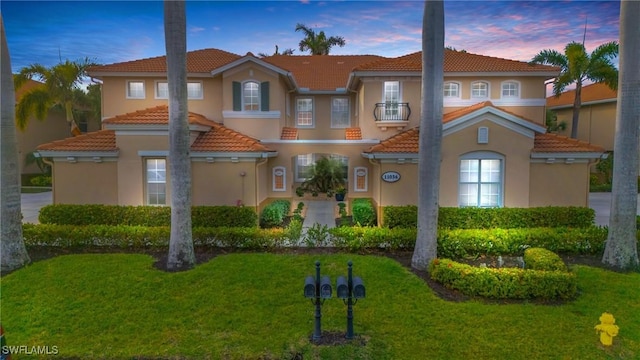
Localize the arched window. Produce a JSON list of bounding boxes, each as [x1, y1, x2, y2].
[[471, 81, 489, 98], [272, 166, 286, 192], [459, 152, 504, 207], [444, 82, 461, 98], [243, 81, 260, 111]]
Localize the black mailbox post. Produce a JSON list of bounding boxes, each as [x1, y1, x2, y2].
[[336, 260, 365, 339], [303, 261, 332, 340]]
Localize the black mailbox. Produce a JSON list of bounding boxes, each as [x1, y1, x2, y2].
[[304, 276, 316, 298], [352, 276, 365, 299], [336, 276, 349, 299], [320, 276, 332, 299]]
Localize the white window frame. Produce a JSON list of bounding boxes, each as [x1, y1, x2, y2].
[[458, 152, 504, 208], [154, 81, 169, 99], [353, 166, 368, 192], [126, 80, 145, 99], [471, 81, 489, 99], [501, 80, 520, 99], [444, 82, 461, 98], [296, 97, 314, 128], [272, 166, 286, 192], [331, 97, 350, 128], [382, 81, 401, 116], [243, 81, 260, 111], [145, 158, 167, 205], [187, 81, 204, 100]]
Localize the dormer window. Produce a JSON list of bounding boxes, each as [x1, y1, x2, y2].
[[444, 82, 460, 98], [243, 81, 260, 111], [501, 81, 520, 98], [471, 81, 489, 98], [232, 81, 269, 112]]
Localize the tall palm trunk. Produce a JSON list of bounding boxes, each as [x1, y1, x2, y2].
[[602, 0, 640, 269], [1, 16, 31, 273], [570, 80, 582, 139], [165, 0, 195, 271], [412, 0, 444, 270]]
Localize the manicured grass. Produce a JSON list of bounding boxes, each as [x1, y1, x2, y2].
[[1, 253, 639, 359]]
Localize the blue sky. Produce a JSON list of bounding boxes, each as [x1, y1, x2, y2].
[[2, 0, 620, 73]]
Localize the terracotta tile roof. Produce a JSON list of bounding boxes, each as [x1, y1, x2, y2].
[[36, 130, 117, 152], [103, 105, 213, 127], [15, 79, 44, 100], [365, 127, 420, 153], [88, 48, 241, 74], [345, 127, 362, 140], [355, 50, 558, 73], [191, 123, 274, 153], [443, 101, 542, 129], [546, 82, 617, 108], [262, 55, 384, 91], [280, 127, 298, 140], [532, 133, 605, 153]]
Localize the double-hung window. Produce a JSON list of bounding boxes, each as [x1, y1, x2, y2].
[[127, 81, 145, 99], [243, 81, 260, 111], [501, 81, 520, 98], [471, 81, 489, 98], [146, 159, 166, 205], [444, 82, 460, 98], [459, 153, 503, 207], [331, 97, 350, 128], [296, 98, 314, 127]]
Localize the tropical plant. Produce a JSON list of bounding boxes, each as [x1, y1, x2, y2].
[[602, 1, 640, 270], [300, 156, 346, 194], [1, 15, 31, 273], [165, 0, 195, 271], [545, 109, 567, 133], [258, 45, 295, 57], [412, 0, 444, 270], [295, 23, 345, 55], [14, 57, 98, 136], [530, 41, 618, 139]]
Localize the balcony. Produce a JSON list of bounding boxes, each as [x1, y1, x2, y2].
[[374, 103, 411, 131]]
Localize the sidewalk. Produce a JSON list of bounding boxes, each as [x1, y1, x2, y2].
[[302, 200, 336, 229]]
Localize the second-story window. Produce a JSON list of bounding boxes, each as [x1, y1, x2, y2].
[[383, 81, 400, 116], [155, 81, 169, 99], [501, 81, 520, 98], [471, 81, 489, 98], [296, 98, 314, 127], [187, 82, 203, 99], [331, 97, 350, 128], [444, 82, 460, 98], [127, 81, 145, 99], [243, 81, 260, 111]]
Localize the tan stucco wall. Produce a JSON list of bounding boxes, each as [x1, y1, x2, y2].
[[192, 160, 258, 206], [529, 162, 591, 206], [52, 161, 118, 204], [100, 77, 222, 121], [116, 135, 169, 205], [553, 102, 616, 150], [17, 109, 69, 175]]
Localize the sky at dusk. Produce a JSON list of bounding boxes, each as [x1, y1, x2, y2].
[[1, 0, 621, 73]]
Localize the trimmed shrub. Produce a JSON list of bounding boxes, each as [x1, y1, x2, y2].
[[524, 248, 567, 272], [383, 206, 595, 229], [30, 175, 52, 187], [38, 204, 257, 228], [428, 258, 577, 300], [259, 200, 291, 228], [351, 198, 376, 227]]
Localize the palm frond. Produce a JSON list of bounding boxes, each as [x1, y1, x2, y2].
[[15, 88, 52, 130], [530, 49, 567, 69]]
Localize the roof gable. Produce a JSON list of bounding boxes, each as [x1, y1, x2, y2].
[[102, 105, 213, 128]]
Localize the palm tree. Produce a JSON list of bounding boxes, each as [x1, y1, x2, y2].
[[295, 23, 345, 55], [602, 0, 640, 270], [1, 15, 31, 273], [164, 0, 195, 271], [14, 58, 97, 136], [412, 0, 444, 270], [258, 45, 295, 58], [530, 41, 618, 139]]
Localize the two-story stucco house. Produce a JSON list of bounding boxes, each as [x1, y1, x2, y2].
[[36, 48, 606, 214]]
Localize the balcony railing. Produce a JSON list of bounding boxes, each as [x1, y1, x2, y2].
[[374, 102, 411, 122]]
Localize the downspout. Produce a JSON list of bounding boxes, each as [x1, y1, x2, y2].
[[369, 156, 382, 227], [38, 154, 55, 204], [255, 156, 269, 218], [90, 77, 104, 129]]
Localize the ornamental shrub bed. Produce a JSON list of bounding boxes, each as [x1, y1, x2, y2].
[[38, 204, 258, 228], [524, 247, 567, 272], [351, 198, 377, 226], [383, 206, 595, 229], [259, 200, 291, 228], [428, 258, 578, 300]]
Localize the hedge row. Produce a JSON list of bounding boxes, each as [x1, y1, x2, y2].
[[428, 258, 577, 300], [39, 204, 258, 228], [383, 206, 595, 229], [351, 198, 377, 227], [259, 200, 291, 228], [524, 247, 567, 272], [22, 224, 291, 249]]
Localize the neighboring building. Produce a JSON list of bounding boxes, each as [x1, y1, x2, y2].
[[16, 79, 101, 176], [37, 48, 606, 213], [546, 82, 617, 150]]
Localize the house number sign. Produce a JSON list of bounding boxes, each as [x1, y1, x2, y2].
[[381, 171, 401, 183]]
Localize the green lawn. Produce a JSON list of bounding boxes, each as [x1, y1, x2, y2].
[[1, 253, 639, 359]]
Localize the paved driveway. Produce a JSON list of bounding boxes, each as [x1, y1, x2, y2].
[[21, 191, 52, 224]]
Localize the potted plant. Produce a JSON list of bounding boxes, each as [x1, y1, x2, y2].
[[335, 185, 347, 201]]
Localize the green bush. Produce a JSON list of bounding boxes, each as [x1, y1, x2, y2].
[[351, 198, 376, 227], [428, 258, 577, 300], [38, 204, 257, 228], [29, 175, 52, 187], [383, 206, 595, 229], [259, 200, 291, 228], [524, 248, 567, 272]]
